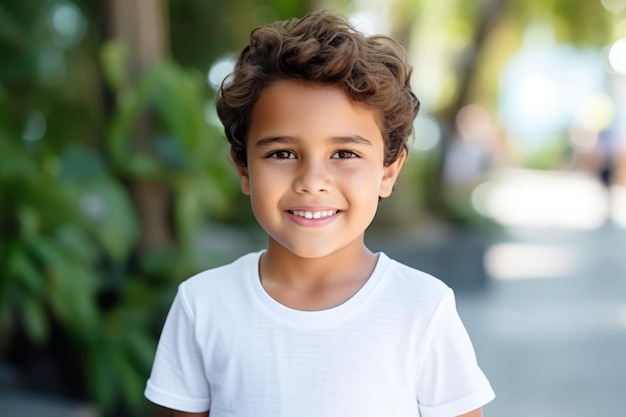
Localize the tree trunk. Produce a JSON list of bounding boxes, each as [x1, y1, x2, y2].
[[103, 0, 175, 252]]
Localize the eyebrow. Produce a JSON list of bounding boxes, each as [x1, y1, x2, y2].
[[254, 136, 294, 148], [331, 135, 373, 147], [254, 135, 373, 148]]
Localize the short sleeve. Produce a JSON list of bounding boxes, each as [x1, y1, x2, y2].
[[416, 290, 495, 417], [144, 284, 211, 413]]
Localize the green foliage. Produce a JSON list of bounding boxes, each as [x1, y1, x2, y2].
[[84, 293, 168, 411], [0, 93, 101, 346], [0, 13, 237, 417], [0, 0, 56, 81], [510, 0, 612, 46]]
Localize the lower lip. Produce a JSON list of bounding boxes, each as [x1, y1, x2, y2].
[[287, 211, 340, 227]]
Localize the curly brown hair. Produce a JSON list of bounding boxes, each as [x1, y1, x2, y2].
[[216, 9, 420, 167]]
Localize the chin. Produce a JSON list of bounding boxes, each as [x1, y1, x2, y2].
[[288, 247, 337, 259], [273, 240, 340, 260]]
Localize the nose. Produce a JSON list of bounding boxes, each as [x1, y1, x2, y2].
[[293, 157, 332, 194]]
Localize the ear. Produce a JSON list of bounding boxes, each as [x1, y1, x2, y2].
[[379, 149, 407, 199], [231, 149, 251, 195]]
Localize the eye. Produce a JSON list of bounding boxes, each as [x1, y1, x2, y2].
[[331, 150, 358, 159], [267, 150, 296, 159]]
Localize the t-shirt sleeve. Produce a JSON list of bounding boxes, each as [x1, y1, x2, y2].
[[144, 284, 211, 413], [416, 289, 495, 417]]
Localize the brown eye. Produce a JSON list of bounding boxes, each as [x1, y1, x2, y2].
[[332, 150, 358, 159], [268, 150, 295, 159]]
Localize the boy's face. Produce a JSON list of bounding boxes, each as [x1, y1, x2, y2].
[[234, 80, 405, 259]]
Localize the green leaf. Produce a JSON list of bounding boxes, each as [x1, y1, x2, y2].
[[21, 296, 49, 342], [29, 236, 68, 273], [77, 178, 139, 262], [47, 261, 98, 333], [100, 41, 128, 93], [13, 179, 88, 232], [113, 347, 147, 410], [124, 326, 157, 372], [52, 283, 98, 334], [126, 153, 162, 177], [0, 133, 38, 179], [28, 235, 99, 333], [54, 224, 98, 264], [16, 204, 40, 238], [140, 247, 179, 278], [142, 63, 206, 151], [105, 90, 142, 171], [7, 244, 46, 294], [86, 340, 116, 410], [59, 145, 107, 181]]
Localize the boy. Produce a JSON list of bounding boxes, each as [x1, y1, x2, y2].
[[145, 9, 495, 417]]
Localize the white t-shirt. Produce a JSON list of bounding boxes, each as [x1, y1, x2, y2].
[[145, 251, 494, 417]]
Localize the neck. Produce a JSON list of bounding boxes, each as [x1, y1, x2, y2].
[[260, 238, 376, 286], [258, 238, 379, 311]]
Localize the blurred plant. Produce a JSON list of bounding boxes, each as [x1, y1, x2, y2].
[[0, 1, 240, 415], [100, 40, 238, 273]]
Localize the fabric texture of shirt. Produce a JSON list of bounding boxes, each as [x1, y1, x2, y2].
[[145, 251, 495, 416]]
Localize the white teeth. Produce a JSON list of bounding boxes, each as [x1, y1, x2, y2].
[[291, 210, 337, 219]]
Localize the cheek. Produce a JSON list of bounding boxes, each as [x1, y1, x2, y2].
[[249, 165, 290, 191], [248, 188, 275, 226], [338, 164, 383, 189], [247, 169, 285, 210]]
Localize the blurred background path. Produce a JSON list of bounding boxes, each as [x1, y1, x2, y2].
[[460, 222, 626, 417], [375, 168, 626, 417]]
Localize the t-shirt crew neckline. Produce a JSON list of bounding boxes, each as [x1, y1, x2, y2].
[[245, 251, 392, 329]]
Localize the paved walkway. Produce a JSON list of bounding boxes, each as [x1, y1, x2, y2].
[[454, 222, 626, 417]]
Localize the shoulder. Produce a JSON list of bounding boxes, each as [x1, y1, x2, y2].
[[177, 251, 261, 312], [380, 253, 450, 294], [184, 250, 260, 287], [377, 252, 452, 313]]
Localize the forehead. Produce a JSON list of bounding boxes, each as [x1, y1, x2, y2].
[[247, 80, 383, 144]]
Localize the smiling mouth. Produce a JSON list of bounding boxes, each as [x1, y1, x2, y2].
[[288, 209, 339, 219]]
